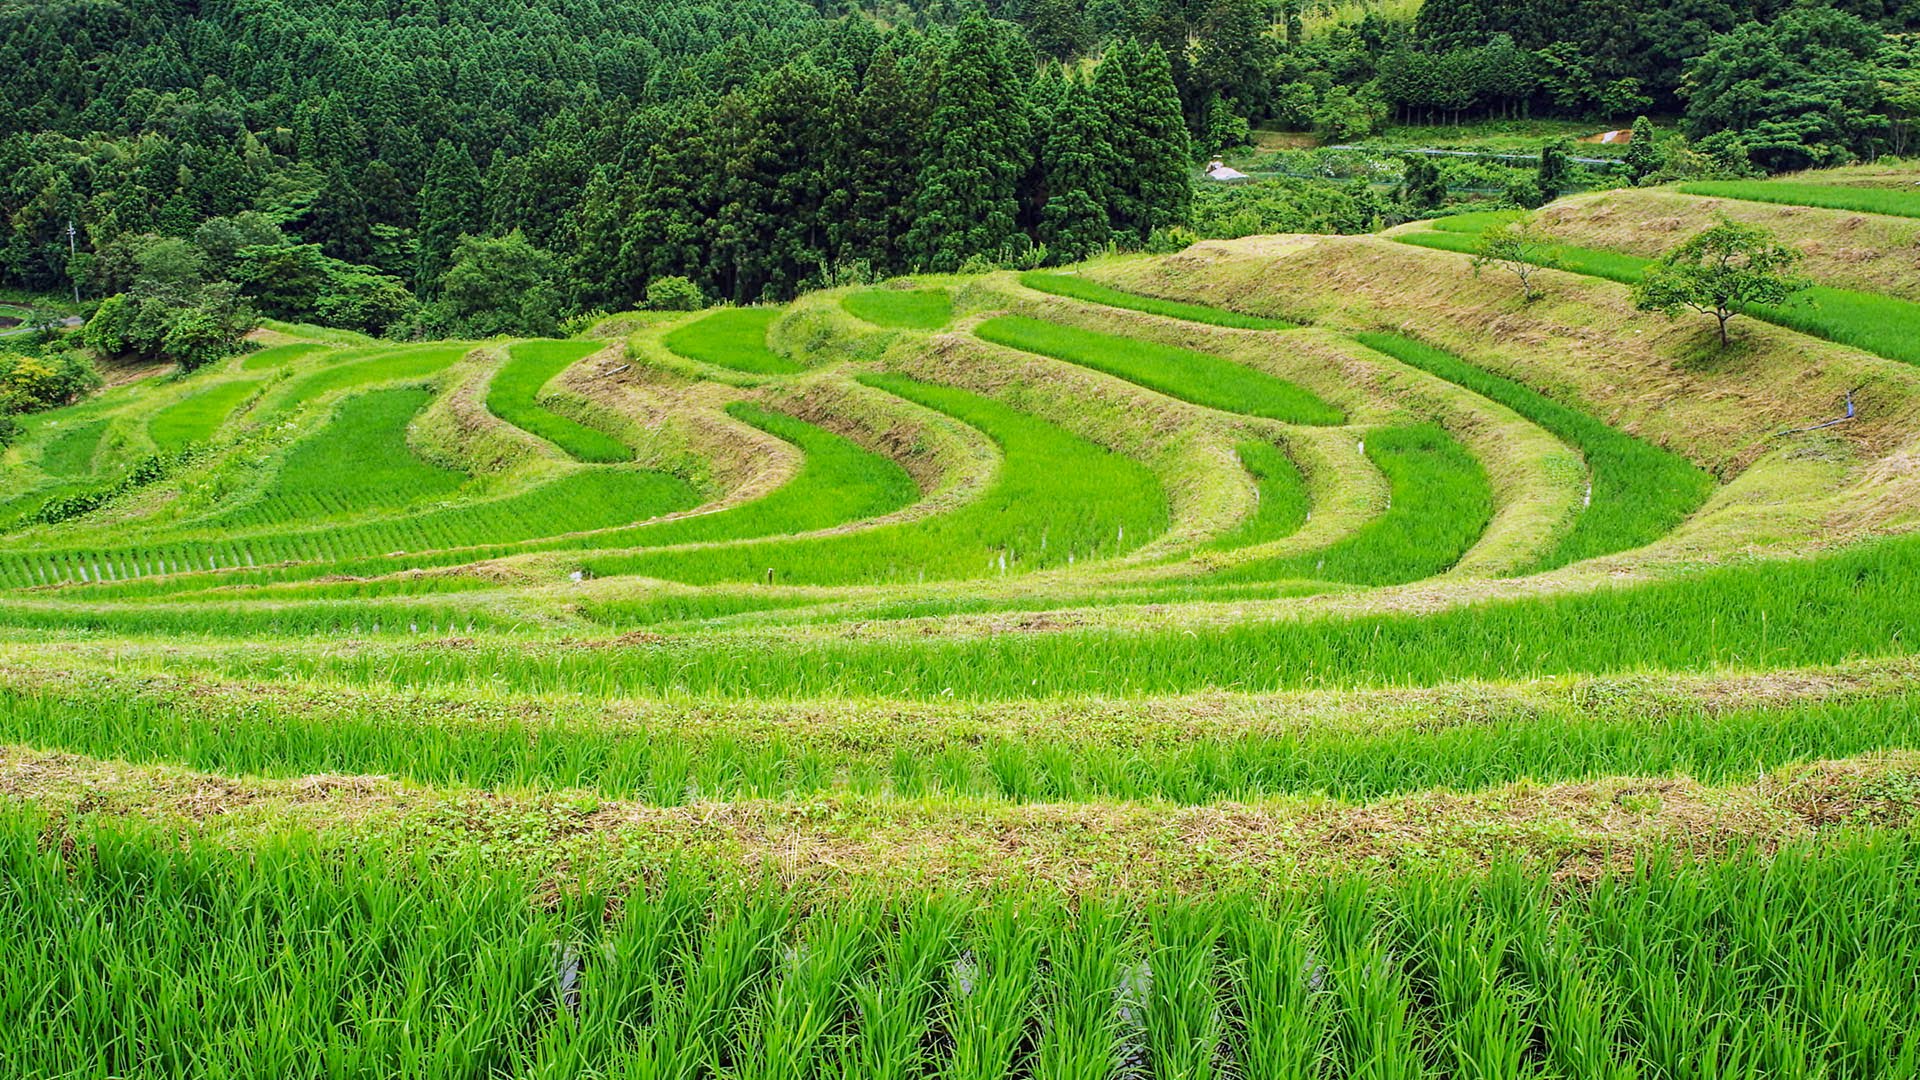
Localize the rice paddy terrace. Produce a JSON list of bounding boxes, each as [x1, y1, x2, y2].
[[6, 171, 1920, 1076]]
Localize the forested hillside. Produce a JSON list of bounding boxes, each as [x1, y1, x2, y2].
[[0, 0, 1192, 339], [7, 0, 1920, 377]]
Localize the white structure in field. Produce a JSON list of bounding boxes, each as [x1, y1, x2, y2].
[[1204, 159, 1249, 181]]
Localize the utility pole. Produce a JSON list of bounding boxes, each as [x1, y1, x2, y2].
[[66, 220, 80, 305]]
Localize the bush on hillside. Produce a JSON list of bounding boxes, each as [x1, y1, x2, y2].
[[646, 276, 706, 312]]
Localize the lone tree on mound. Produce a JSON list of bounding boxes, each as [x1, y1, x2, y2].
[[1470, 214, 1559, 302], [1632, 218, 1807, 348]]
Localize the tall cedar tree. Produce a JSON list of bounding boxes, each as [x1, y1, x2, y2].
[[1039, 74, 1116, 261], [1097, 40, 1194, 243], [415, 142, 485, 297], [830, 44, 929, 277], [905, 16, 1033, 272]]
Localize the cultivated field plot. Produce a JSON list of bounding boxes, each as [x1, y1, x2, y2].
[[4, 174, 1920, 1076]]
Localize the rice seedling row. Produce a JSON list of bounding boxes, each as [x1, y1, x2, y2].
[[1020, 271, 1298, 329], [1353, 332, 1714, 570], [487, 340, 632, 462], [1206, 440, 1310, 550], [146, 377, 261, 453], [579, 374, 1168, 586], [5, 811, 1916, 1079], [6, 683, 1916, 807], [176, 528, 1920, 698], [26, 405, 915, 601], [974, 315, 1343, 425], [1220, 423, 1492, 586], [663, 309, 803, 374], [0, 466, 699, 589], [841, 287, 953, 329], [1678, 179, 1920, 219], [189, 386, 468, 531]]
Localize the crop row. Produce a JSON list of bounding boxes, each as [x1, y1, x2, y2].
[[1020, 271, 1297, 329], [1206, 441, 1310, 550], [206, 386, 467, 532], [487, 340, 632, 463], [5, 811, 1915, 1078], [26, 405, 916, 602], [841, 287, 953, 329], [1354, 333, 1714, 571], [580, 374, 1168, 586], [0, 466, 699, 589], [4, 682, 1915, 806], [1401, 218, 1920, 368], [173, 527, 1920, 697], [663, 309, 802, 374], [1678, 179, 1920, 219], [975, 315, 1344, 425], [1220, 423, 1491, 586]]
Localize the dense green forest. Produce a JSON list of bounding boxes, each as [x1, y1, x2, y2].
[[4, 0, 1920, 376]]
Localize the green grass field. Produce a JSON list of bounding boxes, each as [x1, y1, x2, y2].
[[487, 340, 631, 462], [842, 287, 953, 329], [584, 374, 1167, 585], [1679, 179, 1920, 218], [1021, 271, 1298, 329], [1355, 333, 1714, 570], [4, 175, 1919, 1074], [1401, 218, 1920, 367], [147, 377, 260, 452], [1222, 423, 1492, 585], [663, 309, 803, 374], [976, 315, 1343, 424]]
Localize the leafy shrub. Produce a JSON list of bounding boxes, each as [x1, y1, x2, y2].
[[646, 275, 705, 312]]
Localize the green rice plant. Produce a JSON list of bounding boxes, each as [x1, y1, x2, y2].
[[1400, 220, 1920, 367], [1143, 907, 1228, 1080], [975, 315, 1343, 425], [277, 343, 469, 404], [487, 340, 631, 462], [663, 309, 802, 374], [842, 287, 953, 329], [1224, 899, 1335, 1080], [1678, 180, 1920, 219], [168, 527, 1920, 700], [1029, 903, 1132, 1080], [28, 405, 911, 600], [1222, 423, 1491, 586], [3, 816, 1918, 1076], [1391, 877, 1537, 1079], [937, 904, 1043, 1080], [35, 417, 108, 476], [1321, 879, 1428, 1080], [14, 678, 1918, 806], [1428, 210, 1525, 235], [1208, 440, 1310, 550], [239, 342, 329, 371], [212, 386, 467, 530], [583, 374, 1167, 586], [1020, 271, 1297, 329], [1354, 332, 1714, 571], [570, 403, 916, 553], [727, 910, 875, 1080], [147, 377, 261, 452], [824, 899, 966, 1079]]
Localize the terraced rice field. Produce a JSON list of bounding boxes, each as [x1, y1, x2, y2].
[[5, 173, 1920, 1076], [664, 308, 803, 373]]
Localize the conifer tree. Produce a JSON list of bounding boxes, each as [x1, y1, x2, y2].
[[1039, 76, 1114, 262], [415, 141, 484, 296], [1624, 115, 1658, 184], [904, 16, 1032, 272], [1097, 40, 1192, 243]]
